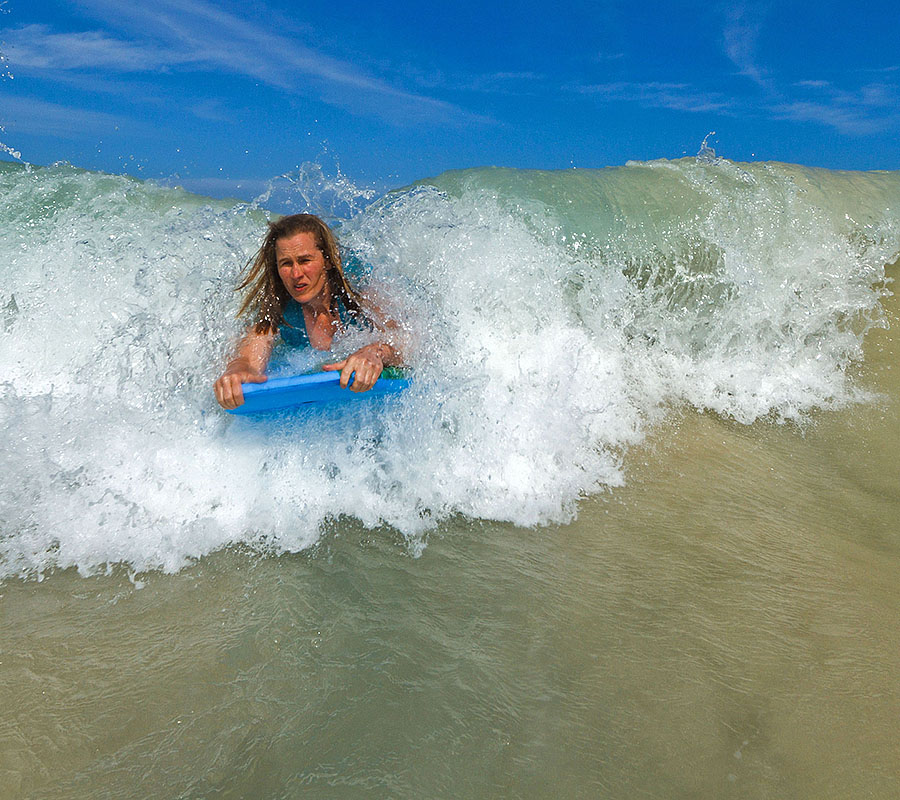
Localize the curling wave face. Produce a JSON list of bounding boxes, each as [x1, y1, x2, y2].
[[1, 158, 899, 580]]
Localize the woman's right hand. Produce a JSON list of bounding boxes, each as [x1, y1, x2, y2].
[[214, 368, 267, 410], [215, 329, 275, 410]]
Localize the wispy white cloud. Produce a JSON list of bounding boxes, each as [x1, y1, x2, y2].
[[570, 73, 899, 137], [770, 101, 885, 135], [717, 4, 899, 136], [772, 80, 899, 135], [0, 95, 146, 138], [5, 0, 482, 126], [573, 81, 732, 114], [189, 98, 230, 123], [3, 24, 187, 71], [722, 3, 768, 86], [444, 71, 546, 95]]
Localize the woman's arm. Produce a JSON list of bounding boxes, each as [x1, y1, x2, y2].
[[214, 328, 275, 409]]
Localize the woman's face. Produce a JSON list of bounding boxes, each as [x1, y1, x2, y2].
[[276, 232, 328, 305]]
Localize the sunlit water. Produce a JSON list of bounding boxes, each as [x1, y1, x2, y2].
[[1, 159, 898, 797]]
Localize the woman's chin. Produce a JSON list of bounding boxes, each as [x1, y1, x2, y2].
[[288, 284, 327, 305]]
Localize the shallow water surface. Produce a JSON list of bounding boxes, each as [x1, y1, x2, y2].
[[1, 269, 897, 799]]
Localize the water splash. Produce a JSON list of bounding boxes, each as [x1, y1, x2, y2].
[[251, 157, 378, 221], [1, 158, 898, 581], [696, 131, 719, 164]]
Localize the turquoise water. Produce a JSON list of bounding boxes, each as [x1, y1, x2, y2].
[[1, 158, 899, 797]]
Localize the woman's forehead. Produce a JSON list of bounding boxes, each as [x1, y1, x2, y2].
[[275, 231, 319, 255]]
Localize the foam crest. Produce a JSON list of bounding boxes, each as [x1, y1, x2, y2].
[[1, 159, 898, 580]]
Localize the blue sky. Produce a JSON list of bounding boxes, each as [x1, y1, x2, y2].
[[1, 0, 898, 200]]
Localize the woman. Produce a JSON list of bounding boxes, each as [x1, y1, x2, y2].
[[214, 213, 404, 410]]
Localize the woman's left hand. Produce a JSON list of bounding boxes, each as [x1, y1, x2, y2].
[[323, 344, 385, 392]]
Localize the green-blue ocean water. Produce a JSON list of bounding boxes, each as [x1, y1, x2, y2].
[[1, 158, 898, 797]]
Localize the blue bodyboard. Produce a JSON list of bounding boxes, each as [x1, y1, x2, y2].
[[226, 371, 410, 415]]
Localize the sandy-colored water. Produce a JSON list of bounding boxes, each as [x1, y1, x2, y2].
[[1, 263, 898, 799]]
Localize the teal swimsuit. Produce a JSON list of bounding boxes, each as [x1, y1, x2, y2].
[[279, 298, 368, 348], [278, 297, 407, 380]]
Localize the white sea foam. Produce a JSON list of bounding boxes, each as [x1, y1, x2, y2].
[[1, 159, 898, 580]]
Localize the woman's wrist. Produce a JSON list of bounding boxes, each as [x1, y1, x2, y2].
[[362, 343, 385, 363], [224, 358, 263, 378], [371, 342, 396, 364], [225, 359, 250, 375]]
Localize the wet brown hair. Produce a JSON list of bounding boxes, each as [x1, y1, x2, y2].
[[236, 213, 363, 334]]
